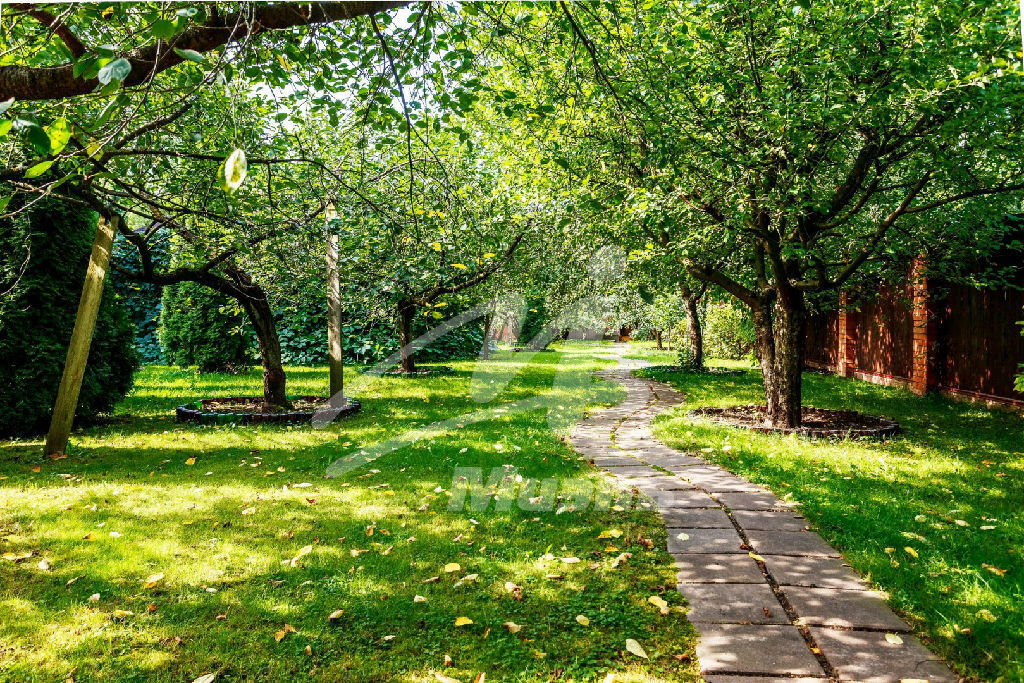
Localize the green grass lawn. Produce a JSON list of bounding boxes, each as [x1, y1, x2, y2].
[[638, 356, 1024, 681], [0, 346, 698, 682]]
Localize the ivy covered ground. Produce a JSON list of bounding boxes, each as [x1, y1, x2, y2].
[[0, 346, 698, 682]]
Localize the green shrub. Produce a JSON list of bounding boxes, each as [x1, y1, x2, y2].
[[111, 235, 166, 363], [0, 198, 137, 437], [159, 281, 253, 372], [277, 300, 484, 366], [703, 299, 755, 360]]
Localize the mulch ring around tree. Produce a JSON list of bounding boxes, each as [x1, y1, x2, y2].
[[176, 395, 361, 425], [688, 405, 901, 439], [640, 365, 746, 376]]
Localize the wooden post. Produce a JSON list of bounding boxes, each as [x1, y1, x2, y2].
[[44, 215, 118, 457], [326, 206, 344, 400]]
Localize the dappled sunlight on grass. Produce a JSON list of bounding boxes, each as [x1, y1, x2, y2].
[[641, 358, 1024, 680], [1, 346, 698, 681]]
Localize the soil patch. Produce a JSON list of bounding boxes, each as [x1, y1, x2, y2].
[[688, 405, 901, 439]]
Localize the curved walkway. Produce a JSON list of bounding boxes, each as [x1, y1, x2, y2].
[[570, 352, 955, 682]]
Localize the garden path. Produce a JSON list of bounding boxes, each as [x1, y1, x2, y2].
[[570, 349, 955, 682]]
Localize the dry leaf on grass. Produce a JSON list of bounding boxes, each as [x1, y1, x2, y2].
[[625, 638, 648, 659], [648, 595, 669, 615]]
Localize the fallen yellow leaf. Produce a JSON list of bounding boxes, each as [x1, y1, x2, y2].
[[143, 572, 164, 589], [328, 609, 345, 621], [648, 595, 670, 615], [885, 633, 904, 645], [185, 458, 196, 466], [625, 638, 648, 659], [454, 616, 473, 627], [503, 621, 521, 633], [443, 562, 461, 573], [575, 615, 590, 626]]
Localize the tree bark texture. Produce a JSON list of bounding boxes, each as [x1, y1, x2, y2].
[[397, 301, 417, 373], [44, 215, 118, 456]]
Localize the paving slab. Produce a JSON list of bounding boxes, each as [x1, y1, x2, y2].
[[677, 583, 788, 624], [809, 627, 956, 682], [625, 476, 697, 492], [676, 553, 767, 584], [715, 491, 789, 510], [590, 456, 644, 467], [657, 459, 713, 473], [788, 587, 910, 631], [693, 624, 825, 676], [647, 488, 721, 509], [705, 677, 825, 683], [731, 510, 808, 531], [661, 507, 734, 528], [605, 465, 663, 478], [744, 530, 840, 558], [668, 528, 745, 554], [764, 555, 867, 590]]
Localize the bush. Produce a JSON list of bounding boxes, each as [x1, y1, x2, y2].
[[277, 300, 484, 366], [111, 235, 166, 363], [159, 281, 253, 372], [0, 198, 137, 437], [703, 299, 755, 360]]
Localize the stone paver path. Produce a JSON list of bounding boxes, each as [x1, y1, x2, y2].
[[570, 352, 955, 682]]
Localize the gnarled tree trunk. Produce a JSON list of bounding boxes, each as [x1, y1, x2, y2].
[[227, 270, 289, 411], [396, 300, 417, 373], [752, 290, 805, 428]]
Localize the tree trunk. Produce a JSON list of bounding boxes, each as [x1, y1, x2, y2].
[[752, 292, 806, 428], [326, 232, 344, 399], [45, 215, 118, 457], [397, 301, 416, 373], [481, 310, 493, 360], [656, 330, 663, 350], [238, 287, 289, 411], [683, 290, 704, 369]]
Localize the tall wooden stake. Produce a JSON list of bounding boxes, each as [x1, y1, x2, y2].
[[44, 215, 118, 457], [326, 214, 344, 401]]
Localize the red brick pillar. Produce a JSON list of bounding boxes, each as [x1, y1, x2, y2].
[[910, 257, 936, 395], [837, 292, 857, 377]]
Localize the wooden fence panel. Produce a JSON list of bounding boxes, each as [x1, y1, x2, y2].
[[934, 284, 1024, 401], [805, 310, 838, 367], [852, 284, 914, 380]]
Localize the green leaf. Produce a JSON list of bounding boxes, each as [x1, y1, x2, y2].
[[151, 18, 176, 40], [24, 160, 54, 178], [174, 48, 206, 63], [217, 148, 248, 195], [45, 118, 72, 155], [14, 119, 51, 156], [0, 195, 11, 213], [98, 57, 132, 85], [0, 120, 12, 137]]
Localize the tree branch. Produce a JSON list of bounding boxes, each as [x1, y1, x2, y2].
[[0, 1, 412, 101]]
